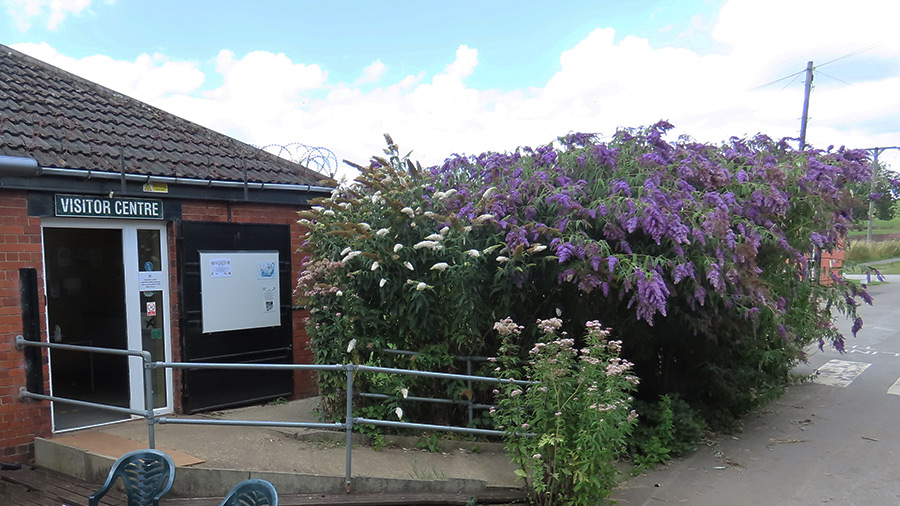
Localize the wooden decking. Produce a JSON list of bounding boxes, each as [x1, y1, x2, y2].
[[1, 465, 126, 506], [0, 466, 527, 506]]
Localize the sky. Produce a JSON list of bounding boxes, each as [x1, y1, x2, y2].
[[3, 0, 900, 181]]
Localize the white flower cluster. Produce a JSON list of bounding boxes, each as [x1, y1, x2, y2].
[[413, 240, 443, 251], [432, 189, 458, 200], [406, 280, 432, 291]]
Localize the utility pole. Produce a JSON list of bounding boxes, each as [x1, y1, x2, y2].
[[799, 61, 816, 281], [799, 61, 814, 150]]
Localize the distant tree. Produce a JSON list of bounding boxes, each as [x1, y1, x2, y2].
[[873, 164, 899, 221], [855, 162, 898, 222]]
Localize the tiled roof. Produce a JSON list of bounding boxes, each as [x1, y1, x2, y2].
[[0, 44, 332, 186]]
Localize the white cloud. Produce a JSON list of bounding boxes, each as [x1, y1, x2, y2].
[[356, 59, 386, 84], [12, 42, 205, 101], [714, 0, 900, 59], [11, 0, 900, 181], [5, 0, 92, 30]]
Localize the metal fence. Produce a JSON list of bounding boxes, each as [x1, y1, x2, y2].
[[15, 336, 529, 491], [371, 348, 497, 425]]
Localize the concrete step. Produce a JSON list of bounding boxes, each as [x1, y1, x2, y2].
[[33, 398, 520, 498]]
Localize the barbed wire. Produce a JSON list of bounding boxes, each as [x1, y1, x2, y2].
[[255, 142, 340, 179]]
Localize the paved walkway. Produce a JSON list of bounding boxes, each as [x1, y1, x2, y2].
[[611, 277, 900, 505], [858, 257, 900, 266], [66, 397, 520, 490]]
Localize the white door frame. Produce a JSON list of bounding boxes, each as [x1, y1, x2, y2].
[[41, 218, 174, 421]]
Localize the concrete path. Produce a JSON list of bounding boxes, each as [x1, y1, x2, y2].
[[84, 396, 520, 489], [611, 277, 900, 505], [858, 257, 900, 266]]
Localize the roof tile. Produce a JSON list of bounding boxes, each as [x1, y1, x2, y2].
[[0, 44, 331, 186]]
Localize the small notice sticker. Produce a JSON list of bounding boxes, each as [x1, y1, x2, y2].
[[146, 302, 157, 316], [210, 257, 232, 277], [258, 261, 276, 279]]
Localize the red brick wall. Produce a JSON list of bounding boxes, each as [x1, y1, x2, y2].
[[164, 219, 184, 412], [179, 200, 316, 398], [0, 193, 315, 463], [0, 190, 51, 463], [820, 246, 845, 285]]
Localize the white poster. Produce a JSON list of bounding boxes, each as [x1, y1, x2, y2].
[[138, 271, 164, 291], [199, 251, 280, 333]]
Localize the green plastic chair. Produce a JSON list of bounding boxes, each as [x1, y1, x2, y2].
[[219, 479, 278, 506], [89, 449, 176, 506]]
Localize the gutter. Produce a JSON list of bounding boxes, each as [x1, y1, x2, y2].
[[0, 155, 336, 196]]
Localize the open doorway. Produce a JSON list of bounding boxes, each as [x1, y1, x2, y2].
[[44, 227, 130, 431]]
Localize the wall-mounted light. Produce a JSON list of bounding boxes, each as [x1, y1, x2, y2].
[[0, 155, 40, 177]]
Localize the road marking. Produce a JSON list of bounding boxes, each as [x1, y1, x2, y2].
[[888, 377, 900, 396], [848, 345, 900, 358], [813, 359, 871, 387]]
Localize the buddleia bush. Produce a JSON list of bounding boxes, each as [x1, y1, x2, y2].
[[296, 123, 877, 429]]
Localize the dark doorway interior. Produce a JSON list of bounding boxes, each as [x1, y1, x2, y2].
[[44, 227, 129, 431]]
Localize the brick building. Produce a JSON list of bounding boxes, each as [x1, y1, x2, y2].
[[0, 44, 334, 463]]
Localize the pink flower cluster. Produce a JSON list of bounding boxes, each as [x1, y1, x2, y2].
[[605, 357, 633, 377], [537, 317, 563, 334], [295, 258, 346, 297], [493, 317, 524, 336]]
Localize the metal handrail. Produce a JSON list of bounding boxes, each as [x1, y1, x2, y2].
[[15, 336, 533, 492], [354, 364, 528, 385], [15, 337, 151, 359], [18, 388, 147, 417], [352, 417, 505, 437], [16, 336, 158, 447], [153, 361, 345, 372], [359, 392, 496, 409], [156, 418, 344, 430]]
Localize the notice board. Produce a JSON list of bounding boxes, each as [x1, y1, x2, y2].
[[199, 251, 281, 333]]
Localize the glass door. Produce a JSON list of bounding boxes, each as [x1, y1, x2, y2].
[[125, 224, 173, 414], [132, 227, 171, 410], [44, 219, 173, 431]]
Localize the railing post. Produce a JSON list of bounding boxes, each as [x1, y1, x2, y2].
[[466, 358, 474, 425], [344, 365, 354, 493], [143, 353, 156, 449]]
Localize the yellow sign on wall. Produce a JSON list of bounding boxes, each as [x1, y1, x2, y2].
[[142, 182, 169, 193]]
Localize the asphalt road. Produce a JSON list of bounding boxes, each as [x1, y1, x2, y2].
[[611, 278, 900, 505]]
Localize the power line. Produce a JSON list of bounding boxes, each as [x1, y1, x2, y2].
[[817, 44, 880, 68], [751, 44, 879, 92], [750, 69, 806, 91], [815, 70, 852, 86], [780, 71, 804, 90]]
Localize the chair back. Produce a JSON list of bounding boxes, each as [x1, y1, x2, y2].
[[219, 479, 278, 506], [89, 449, 176, 506]]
